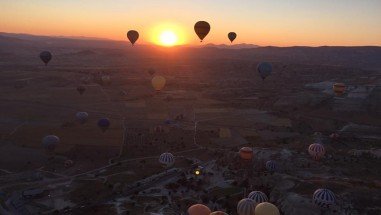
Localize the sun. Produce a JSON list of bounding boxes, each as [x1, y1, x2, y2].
[[159, 30, 178, 46]]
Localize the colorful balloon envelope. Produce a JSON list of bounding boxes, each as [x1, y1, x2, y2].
[[127, 30, 139, 45], [239, 147, 253, 160], [237, 198, 255, 215], [159, 152, 175, 167], [151, 75, 166, 91], [39, 51, 52, 66], [333, 83, 346, 96], [255, 202, 280, 215], [308, 143, 325, 160], [187, 204, 211, 215], [194, 21, 211, 42], [98, 118, 110, 132], [248, 191, 268, 206], [228, 32, 237, 43], [313, 188, 335, 208]]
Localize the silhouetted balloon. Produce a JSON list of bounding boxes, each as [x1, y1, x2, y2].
[[257, 62, 272, 80], [313, 189, 335, 208], [194, 21, 210, 42], [308, 143, 325, 160], [248, 191, 268, 206], [77, 86, 86, 95], [239, 147, 253, 160], [42, 135, 60, 151], [188, 204, 211, 215], [228, 32, 237, 43], [333, 83, 346, 96], [237, 198, 255, 215], [127, 30, 139, 45], [159, 152, 175, 167], [76, 112, 89, 124], [151, 75, 166, 91], [98, 118, 110, 132], [254, 202, 280, 215], [39, 51, 52, 66]]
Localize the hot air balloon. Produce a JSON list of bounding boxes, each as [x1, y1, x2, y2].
[[308, 143, 325, 160], [159, 152, 175, 167], [187, 204, 211, 215], [313, 189, 335, 208], [237, 198, 255, 215], [98, 118, 110, 132], [254, 202, 280, 215], [127, 30, 139, 45], [39, 51, 52, 66], [239, 147, 253, 160], [151, 75, 166, 91], [329, 132, 340, 140], [210, 211, 229, 215], [76, 112, 89, 124], [148, 68, 156, 76], [228, 32, 237, 43], [42, 135, 60, 152], [265, 160, 277, 172], [257, 62, 272, 80], [333, 83, 346, 96], [194, 21, 210, 42], [248, 191, 268, 206], [77, 86, 86, 95]]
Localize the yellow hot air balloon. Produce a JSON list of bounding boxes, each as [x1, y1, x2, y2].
[[333, 83, 346, 96], [255, 202, 280, 215], [151, 75, 166, 91], [188, 204, 211, 215]]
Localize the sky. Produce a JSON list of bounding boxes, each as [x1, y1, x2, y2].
[[1, 0, 381, 46]]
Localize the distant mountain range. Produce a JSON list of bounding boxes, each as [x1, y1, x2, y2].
[[1, 32, 381, 70]]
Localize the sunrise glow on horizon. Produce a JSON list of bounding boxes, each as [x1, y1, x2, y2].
[[1, 0, 381, 47]]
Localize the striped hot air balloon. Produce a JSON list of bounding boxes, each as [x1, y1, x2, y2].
[[239, 147, 253, 160], [248, 191, 268, 206], [313, 189, 335, 208], [159, 152, 174, 167], [76, 112, 89, 124], [237, 198, 255, 215], [265, 160, 277, 172], [308, 143, 325, 160]]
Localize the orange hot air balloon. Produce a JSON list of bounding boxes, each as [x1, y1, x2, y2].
[[127, 30, 139, 45], [188, 204, 211, 215], [228, 32, 237, 43], [333, 83, 346, 96], [194, 21, 210, 42], [151, 75, 166, 91], [239, 147, 253, 160], [255, 202, 280, 215]]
